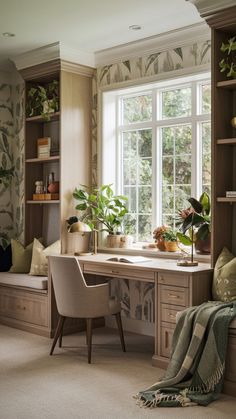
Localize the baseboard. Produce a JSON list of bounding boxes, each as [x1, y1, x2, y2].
[[105, 315, 155, 336]]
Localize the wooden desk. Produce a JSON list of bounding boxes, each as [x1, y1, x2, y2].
[[76, 253, 213, 369]]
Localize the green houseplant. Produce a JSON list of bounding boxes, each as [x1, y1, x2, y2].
[[73, 184, 128, 247], [162, 228, 178, 252], [177, 191, 211, 255], [219, 36, 236, 79], [26, 80, 59, 121]]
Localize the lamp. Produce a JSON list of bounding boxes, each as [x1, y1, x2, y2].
[[68, 221, 97, 255]]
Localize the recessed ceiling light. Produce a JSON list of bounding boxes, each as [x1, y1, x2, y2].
[[2, 32, 15, 38], [129, 25, 141, 31]]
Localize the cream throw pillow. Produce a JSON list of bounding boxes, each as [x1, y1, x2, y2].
[[29, 239, 61, 276]]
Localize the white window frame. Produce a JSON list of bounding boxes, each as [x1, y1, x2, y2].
[[101, 72, 211, 244]]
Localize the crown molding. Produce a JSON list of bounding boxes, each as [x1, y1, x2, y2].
[[94, 22, 210, 67], [187, 0, 236, 18], [12, 42, 95, 71], [61, 60, 94, 77]]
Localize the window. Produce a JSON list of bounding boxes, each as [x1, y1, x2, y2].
[[102, 74, 211, 243]]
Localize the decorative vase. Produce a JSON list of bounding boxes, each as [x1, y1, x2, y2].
[[164, 241, 178, 252], [48, 181, 59, 194], [156, 238, 166, 251], [106, 234, 122, 248], [195, 235, 211, 254]]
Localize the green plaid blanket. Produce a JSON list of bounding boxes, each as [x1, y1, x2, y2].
[[135, 301, 236, 408]]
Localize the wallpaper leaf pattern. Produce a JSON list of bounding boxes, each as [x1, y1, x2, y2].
[[92, 38, 211, 324], [0, 78, 24, 248]]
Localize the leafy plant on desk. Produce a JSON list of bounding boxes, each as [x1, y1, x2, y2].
[[219, 36, 236, 79], [177, 192, 211, 255], [73, 184, 128, 235]]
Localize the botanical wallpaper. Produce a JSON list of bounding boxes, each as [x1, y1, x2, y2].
[[0, 38, 210, 324], [0, 75, 24, 249], [93, 39, 211, 324]]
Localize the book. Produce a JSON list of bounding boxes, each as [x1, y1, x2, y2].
[[107, 256, 150, 263], [226, 191, 236, 197], [37, 137, 51, 158]]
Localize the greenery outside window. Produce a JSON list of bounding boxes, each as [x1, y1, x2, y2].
[[102, 73, 211, 244]]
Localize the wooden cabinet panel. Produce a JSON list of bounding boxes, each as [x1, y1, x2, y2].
[[160, 285, 188, 307], [158, 272, 189, 287], [160, 323, 175, 358], [0, 289, 48, 327]]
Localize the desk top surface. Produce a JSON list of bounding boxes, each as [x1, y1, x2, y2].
[[76, 253, 212, 273]]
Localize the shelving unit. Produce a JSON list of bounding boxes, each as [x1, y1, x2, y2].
[[205, 7, 236, 266], [21, 59, 94, 252]]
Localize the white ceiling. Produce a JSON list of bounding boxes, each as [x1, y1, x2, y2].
[[0, 0, 202, 68]]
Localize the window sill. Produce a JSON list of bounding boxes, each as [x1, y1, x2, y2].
[[98, 246, 211, 264]]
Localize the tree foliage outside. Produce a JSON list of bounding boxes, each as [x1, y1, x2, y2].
[[120, 82, 211, 242]]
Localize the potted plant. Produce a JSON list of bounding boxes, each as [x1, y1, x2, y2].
[[177, 192, 211, 255], [219, 36, 236, 79], [153, 225, 169, 251], [73, 184, 128, 248], [162, 228, 178, 252], [26, 80, 59, 121]]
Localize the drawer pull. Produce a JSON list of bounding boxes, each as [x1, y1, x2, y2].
[[168, 293, 179, 299], [17, 305, 26, 311], [111, 270, 120, 274], [168, 313, 176, 319]]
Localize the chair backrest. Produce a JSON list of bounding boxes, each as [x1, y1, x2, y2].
[[49, 255, 92, 318]]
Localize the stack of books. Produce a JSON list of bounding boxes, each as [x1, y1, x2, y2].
[[37, 137, 51, 158], [226, 191, 236, 197]]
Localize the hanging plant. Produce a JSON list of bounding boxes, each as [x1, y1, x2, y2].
[[219, 36, 236, 79]]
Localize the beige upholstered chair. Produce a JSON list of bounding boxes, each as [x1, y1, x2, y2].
[[48, 255, 126, 363]]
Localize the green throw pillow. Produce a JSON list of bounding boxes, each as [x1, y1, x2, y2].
[[212, 247, 236, 302], [10, 239, 35, 273]]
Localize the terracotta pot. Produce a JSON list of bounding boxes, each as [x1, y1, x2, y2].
[[156, 238, 166, 251], [164, 241, 178, 252], [195, 235, 211, 254], [48, 181, 59, 193]]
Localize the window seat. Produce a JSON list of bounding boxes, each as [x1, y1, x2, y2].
[[0, 272, 48, 290], [0, 271, 49, 336]]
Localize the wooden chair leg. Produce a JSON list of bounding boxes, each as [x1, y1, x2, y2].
[[115, 312, 126, 352], [59, 316, 65, 348], [86, 318, 93, 364], [50, 315, 65, 355]]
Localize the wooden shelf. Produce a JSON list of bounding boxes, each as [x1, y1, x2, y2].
[[217, 79, 236, 90], [26, 200, 60, 204], [26, 112, 60, 123], [217, 197, 236, 202], [25, 156, 60, 163], [217, 138, 236, 145]]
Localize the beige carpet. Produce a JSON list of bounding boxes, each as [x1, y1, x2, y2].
[[0, 325, 235, 419]]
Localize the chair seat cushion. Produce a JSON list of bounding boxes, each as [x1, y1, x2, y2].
[[109, 297, 121, 315]]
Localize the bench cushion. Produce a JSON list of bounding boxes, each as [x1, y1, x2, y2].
[[0, 272, 48, 290]]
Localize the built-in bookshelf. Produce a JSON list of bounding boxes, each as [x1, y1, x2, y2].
[[22, 60, 93, 251], [206, 7, 236, 265]]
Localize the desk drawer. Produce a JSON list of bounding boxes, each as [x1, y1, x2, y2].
[[160, 285, 188, 307], [158, 272, 189, 287], [161, 304, 182, 324], [83, 263, 155, 282]]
